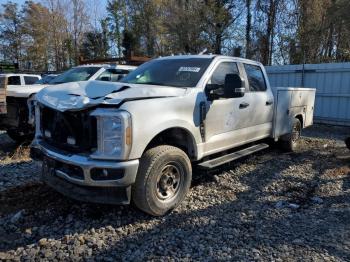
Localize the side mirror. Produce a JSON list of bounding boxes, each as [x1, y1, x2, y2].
[[224, 74, 245, 98]]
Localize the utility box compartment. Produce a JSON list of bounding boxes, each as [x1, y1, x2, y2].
[[0, 76, 7, 114], [273, 87, 316, 139]]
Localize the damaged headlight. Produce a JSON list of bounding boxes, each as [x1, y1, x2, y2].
[[91, 108, 132, 160]]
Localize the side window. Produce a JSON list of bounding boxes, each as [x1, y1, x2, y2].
[[96, 70, 112, 81], [7, 76, 21, 85], [24, 76, 39, 85], [210, 62, 239, 86], [96, 69, 130, 82], [244, 64, 267, 92]]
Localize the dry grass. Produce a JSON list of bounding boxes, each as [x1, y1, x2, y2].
[[1, 145, 31, 164]]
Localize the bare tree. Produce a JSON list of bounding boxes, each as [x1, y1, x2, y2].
[[69, 0, 88, 64], [44, 0, 70, 70], [22, 2, 51, 70], [0, 2, 24, 65], [245, 0, 252, 58]]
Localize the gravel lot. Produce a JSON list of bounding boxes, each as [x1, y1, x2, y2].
[[0, 125, 349, 261]]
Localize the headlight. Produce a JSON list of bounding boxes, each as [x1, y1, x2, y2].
[[91, 108, 132, 160]]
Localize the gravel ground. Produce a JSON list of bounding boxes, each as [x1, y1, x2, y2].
[[0, 124, 349, 261]]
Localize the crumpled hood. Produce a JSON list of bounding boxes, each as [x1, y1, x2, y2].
[[36, 80, 187, 111]]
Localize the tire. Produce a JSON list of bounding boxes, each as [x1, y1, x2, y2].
[[280, 118, 302, 152], [6, 130, 34, 144], [132, 145, 192, 216]]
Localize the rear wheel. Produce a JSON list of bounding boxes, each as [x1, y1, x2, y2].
[[132, 145, 192, 216], [280, 118, 301, 152]]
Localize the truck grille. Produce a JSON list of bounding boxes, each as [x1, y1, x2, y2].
[[40, 106, 97, 153]]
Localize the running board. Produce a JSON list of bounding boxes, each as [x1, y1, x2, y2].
[[198, 143, 269, 169]]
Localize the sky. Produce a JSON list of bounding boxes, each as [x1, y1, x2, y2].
[[0, 0, 27, 5], [0, 0, 109, 6], [0, 0, 109, 23]]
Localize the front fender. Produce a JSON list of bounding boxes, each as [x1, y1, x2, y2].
[[129, 119, 201, 159]]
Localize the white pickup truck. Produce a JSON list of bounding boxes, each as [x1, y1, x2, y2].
[[0, 64, 136, 142], [31, 55, 316, 216]]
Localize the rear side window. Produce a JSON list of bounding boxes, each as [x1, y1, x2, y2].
[[210, 62, 239, 86], [8, 76, 21, 85], [24, 76, 39, 85], [244, 64, 266, 92], [96, 69, 131, 82]]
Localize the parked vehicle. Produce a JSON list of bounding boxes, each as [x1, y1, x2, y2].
[[0, 65, 136, 142], [31, 55, 316, 216], [0, 73, 41, 141], [48, 64, 136, 85]]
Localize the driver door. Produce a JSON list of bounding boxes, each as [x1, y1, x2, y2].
[[204, 61, 253, 154]]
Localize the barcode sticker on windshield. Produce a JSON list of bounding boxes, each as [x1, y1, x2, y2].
[[178, 67, 201, 72]]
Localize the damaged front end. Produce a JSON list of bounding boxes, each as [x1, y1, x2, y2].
[[31, 80, 185, 204], [31, 102, 139, 204]]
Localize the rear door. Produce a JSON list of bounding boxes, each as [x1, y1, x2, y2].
[[6, 75, 22, 98], [0, 76, 7, 114], [241, 63, 274, 139], [7, 75, 21, 86]]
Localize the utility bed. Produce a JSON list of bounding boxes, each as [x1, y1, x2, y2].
[[272, 87, 316, 139]]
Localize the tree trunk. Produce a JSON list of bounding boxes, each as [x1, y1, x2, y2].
[[215, 29, 222, 54], [263, 0, 276, 65], [245, 0, 252, 58]]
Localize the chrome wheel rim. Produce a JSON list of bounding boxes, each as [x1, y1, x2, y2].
[[156, 163, 182, 202]]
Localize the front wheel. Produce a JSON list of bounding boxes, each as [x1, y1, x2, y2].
[[280, 118, 302, 152], [132, 145, 192, 216]]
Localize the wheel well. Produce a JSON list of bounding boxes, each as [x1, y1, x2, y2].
[[295, 114, 304, 127], [145, 128, 196, 160]]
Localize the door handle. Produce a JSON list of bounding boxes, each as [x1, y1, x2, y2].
[[239, 102, 249, 109], [266, 101, 273, 106]]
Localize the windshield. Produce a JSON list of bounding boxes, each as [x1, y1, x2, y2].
[[50, 67, 100, 84], [121, 58, 212, 87], [35, 75, 57, 84]]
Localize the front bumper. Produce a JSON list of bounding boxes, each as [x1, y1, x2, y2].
[[31, 139, 139, 204]]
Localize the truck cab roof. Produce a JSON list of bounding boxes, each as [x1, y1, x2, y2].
[[158, 54, 263, 66], [0, 73, 41, 78], [75, 64, 137, 70]]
